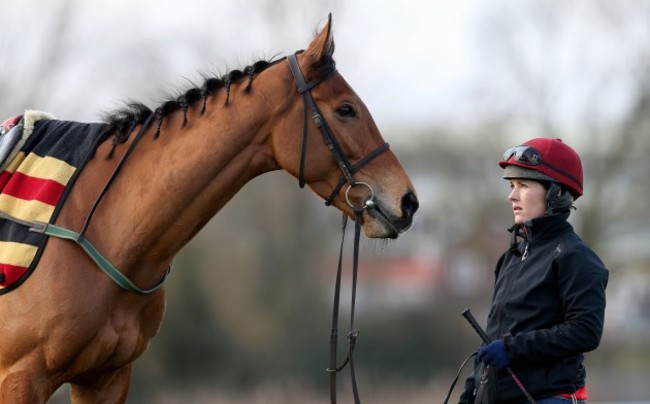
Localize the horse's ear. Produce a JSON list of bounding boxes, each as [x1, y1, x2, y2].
[[304, 13, 334, 67]]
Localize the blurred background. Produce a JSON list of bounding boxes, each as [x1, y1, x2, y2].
[[2, 0, 649, 402]]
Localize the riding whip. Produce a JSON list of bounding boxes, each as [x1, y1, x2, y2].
[[461, 308, 536, 404]]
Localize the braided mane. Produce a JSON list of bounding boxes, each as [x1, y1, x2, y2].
[[101, 59, 278, 151], [101, 49, 336, 156]]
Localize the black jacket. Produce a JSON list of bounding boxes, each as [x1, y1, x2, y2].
[[460, 213, 608, 404]]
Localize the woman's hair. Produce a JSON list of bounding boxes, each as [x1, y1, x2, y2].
[[540, 181, 575, 215]]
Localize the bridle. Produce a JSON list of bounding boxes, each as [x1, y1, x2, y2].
[[286, 53, 389, 205], [287, 52, 389, 404]]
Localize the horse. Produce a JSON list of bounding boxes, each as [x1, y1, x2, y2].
[[0, 15, 418, 403]]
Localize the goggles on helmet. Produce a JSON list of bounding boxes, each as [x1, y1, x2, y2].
[[503, 145, 543, 165], [502, 144, 581, 190]]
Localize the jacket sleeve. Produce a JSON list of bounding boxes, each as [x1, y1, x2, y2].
[[504, 246, 609, 364]]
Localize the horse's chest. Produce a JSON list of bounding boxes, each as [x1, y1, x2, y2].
[[100, 294, 166, 366], [45, 292, 166, 375]]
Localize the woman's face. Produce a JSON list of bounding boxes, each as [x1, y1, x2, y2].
[[508, 179, 547, 224]]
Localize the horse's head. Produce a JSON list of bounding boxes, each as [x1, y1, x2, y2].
[[271, 15, 418, 239]]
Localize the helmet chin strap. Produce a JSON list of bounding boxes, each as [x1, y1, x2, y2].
[[545, 182, 575, 216]]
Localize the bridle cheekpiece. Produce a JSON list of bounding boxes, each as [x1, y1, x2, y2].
[[286, 52, 389, 208]]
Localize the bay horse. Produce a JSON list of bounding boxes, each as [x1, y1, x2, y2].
[[0, 15, 418, 403]]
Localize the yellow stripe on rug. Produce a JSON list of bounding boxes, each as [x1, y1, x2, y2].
[[0, 241, 38, 267], [3, 151, 26, 173], [15, 152, 76, 185], [0, 194, 55, 223]]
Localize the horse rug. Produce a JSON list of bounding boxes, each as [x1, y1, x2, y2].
[[0, 111, 106, 294]]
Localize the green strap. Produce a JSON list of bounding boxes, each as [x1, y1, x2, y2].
[[36, 223, 169, 294]]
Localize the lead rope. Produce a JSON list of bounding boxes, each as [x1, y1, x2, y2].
[[442, 351, 477, 404], [328, 207, 364, 404]]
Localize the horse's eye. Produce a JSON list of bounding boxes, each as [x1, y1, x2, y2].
[[335, 104, 356, 118]]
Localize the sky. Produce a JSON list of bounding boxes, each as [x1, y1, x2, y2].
[[1, 0, 647, 142], [1, 0, 485, 129], [332, 0, 482, 127]]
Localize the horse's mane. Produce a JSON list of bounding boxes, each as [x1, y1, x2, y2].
[[102, 50, 336, 153], [102, 59, 277, 149]]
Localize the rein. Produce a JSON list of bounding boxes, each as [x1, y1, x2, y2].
[[328, 206, 364, 404], [287, 52, 390, 404]]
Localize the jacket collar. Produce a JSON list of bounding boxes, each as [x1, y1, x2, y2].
[[520, 212, 571, 242], [508, 212, 571, 256]]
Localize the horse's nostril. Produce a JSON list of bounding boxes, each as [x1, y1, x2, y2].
[[401, 192, 419, 220]]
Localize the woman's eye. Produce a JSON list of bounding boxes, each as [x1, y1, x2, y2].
[[336, 104, 356, 118]]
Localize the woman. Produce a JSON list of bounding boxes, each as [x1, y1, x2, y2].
[[459, 138, 609, 404]]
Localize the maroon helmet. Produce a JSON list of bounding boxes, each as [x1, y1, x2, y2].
[[499, 138, 583, 198]]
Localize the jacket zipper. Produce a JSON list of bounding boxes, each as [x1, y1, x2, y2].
[[496, 240, 528, 337]]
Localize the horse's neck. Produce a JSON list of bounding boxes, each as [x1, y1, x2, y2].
[[95, 91, 282, 272]]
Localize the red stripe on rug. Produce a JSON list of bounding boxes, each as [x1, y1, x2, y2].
[[0, 262, 28, 286], [0, 170, 11, 190], [1, 171, 65, 206]]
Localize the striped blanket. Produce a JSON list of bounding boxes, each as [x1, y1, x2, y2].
[[0, 111, 106, 294]]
